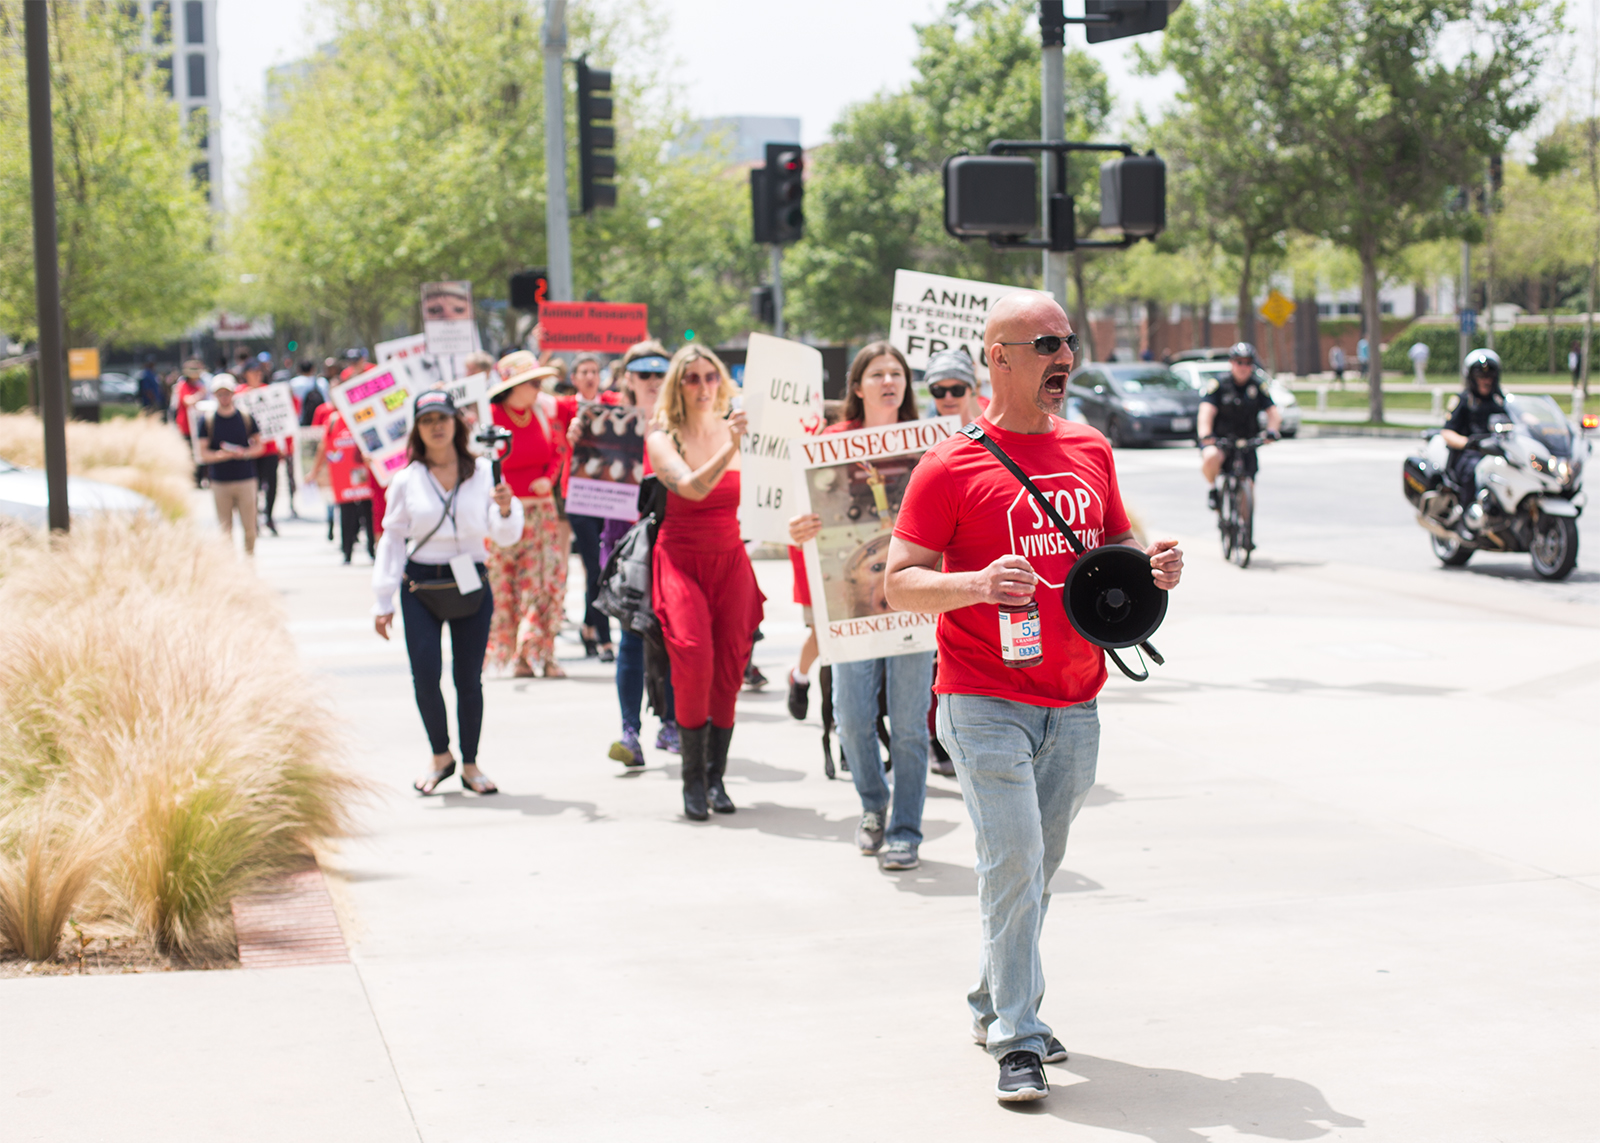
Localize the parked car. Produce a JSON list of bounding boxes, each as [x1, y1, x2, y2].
[[1066, 363, 1202, 447], [1167, 358, 1302, 437], [97, 371, 138, 403], [0, 459, 158, 527]]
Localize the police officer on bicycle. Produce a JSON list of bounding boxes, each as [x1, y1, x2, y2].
[[1199, 343, 1281, 509]]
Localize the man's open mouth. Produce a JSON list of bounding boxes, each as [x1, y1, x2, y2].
[[1042, 372, 1067, 395]]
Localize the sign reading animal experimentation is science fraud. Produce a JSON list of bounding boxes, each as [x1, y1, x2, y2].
[[889, 269, 1039, 371], [792, 416, 959, 665]]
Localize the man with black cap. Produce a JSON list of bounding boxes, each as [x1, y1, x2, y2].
[[1198, 343, 1280, 509], [924, 348, 983, 426]]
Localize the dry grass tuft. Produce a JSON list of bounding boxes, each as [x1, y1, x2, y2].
[[0, 411, 194, 520], [0, 517, 368, 963]]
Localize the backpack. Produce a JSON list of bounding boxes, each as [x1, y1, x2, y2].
[[595, 476, 667, 637]]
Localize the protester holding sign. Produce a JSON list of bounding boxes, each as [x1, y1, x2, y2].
[[239, 363, 285, 536], [197, 373, 264, 555], [788, 342, 933, 870], [646, 345, 763, 820], [307, 395, 376, 564], [485, 352, 571, 678], [562, 352, 624, 663], [374, 390, 522, 796], [884, 292, 1184, 1103]]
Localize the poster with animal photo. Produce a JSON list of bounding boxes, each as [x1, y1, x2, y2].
[[565, 403, 648, 521], [792, 417, 959, 665], [330, 364, 414, 487]]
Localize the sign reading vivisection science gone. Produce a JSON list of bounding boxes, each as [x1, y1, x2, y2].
[[792, 416, 959, 665], [738, 332, 826, 545], [889, 270, 1039, 371]]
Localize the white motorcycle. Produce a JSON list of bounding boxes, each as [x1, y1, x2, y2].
[[1403, 393, 1588, 581]]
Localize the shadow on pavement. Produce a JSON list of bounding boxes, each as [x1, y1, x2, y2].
[[1234, 558, 1329, 571], [434, 791, 604, 821], [706, 802, 961, 848], [1009, 1053, 1364, 1141], [879, 862, 1102, 898], [1255, 677, 1458, 697]]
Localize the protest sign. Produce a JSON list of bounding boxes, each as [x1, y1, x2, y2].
[[324, 414, 373, 503], [889, 270, 1037, 371], [294, 424, 323, 491], [537, 301, 649, 353], [235, 382, 297, 444], [738, 332, 826, 545], [792, 416, 959, 665], [422, 281, 478, 356], [565, 403, 648, 521], [330, 365, 414, 487]]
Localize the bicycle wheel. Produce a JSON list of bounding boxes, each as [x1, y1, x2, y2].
[[1233, 478, 1254, 568], [1217, 475, 1236, 560]]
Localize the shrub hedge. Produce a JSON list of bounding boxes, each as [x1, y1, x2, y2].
[[0, 367, 29, 413], [1382, 323, 1585, 375]]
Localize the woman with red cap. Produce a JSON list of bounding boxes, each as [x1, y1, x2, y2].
[[646, 344, 764, 820], [485, 351, 573, 678]]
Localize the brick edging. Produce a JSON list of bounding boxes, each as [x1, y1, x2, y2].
[[231, 864, 350, 969]]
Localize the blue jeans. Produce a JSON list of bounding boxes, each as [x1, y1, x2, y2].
[[833, 652, 934, 845], [936, 693, 1100, 1061], [616, 629, 676, 735]]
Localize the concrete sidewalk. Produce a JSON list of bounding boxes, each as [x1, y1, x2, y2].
[[3, 480, 1596, 1142]]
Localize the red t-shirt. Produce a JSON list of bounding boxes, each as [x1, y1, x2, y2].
[[893, 415, 1131, 707], [493, 397, 573, 498], [322, 412, 373, 504]]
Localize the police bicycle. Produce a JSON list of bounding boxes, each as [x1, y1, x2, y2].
[[1211, 434, 1273, 568]]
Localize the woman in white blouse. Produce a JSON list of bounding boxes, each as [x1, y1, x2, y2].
[[374, 390, 522, 795]]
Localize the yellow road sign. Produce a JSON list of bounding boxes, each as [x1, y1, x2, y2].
[[1259, 290, 1296, 329], [68, 347, 101, 381]]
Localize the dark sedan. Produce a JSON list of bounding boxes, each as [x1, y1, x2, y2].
[[1067, 363, 1201, 447]]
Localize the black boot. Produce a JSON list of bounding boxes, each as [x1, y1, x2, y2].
[[706, 724, 735, 814], [679, 723, 710, 821]]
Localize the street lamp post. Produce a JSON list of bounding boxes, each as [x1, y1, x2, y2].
[[543, 0, 573, 304], [25, 0, 69, 532]]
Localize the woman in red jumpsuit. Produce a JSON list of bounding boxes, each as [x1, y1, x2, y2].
[[646, 345, 764, 821]]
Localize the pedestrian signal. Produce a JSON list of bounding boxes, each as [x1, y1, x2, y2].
[[752, 143, 804, 246], [576, 58, 616, 212]]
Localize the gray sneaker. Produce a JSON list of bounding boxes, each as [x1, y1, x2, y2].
[[855, 810, 885, 855], [878, 841, 920, 870]]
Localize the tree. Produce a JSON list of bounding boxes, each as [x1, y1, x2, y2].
[[785, 0, 1110, 343], [1276, 0, 1557, 421], [0, 3, 218, 349]]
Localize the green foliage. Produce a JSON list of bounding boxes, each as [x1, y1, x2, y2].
[[784, 0, 1111, 342], [0, 3, 218, 347], [230, 0, 762, 352], [0, 366, 28, 413], [1381, 323, 1579, 374]]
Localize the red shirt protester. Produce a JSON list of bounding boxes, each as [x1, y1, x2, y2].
[[893, 415, 1130, 707], [493, 396, 573, 498]]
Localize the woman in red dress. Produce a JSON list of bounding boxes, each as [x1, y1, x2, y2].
[[646, 345, 764, 821]]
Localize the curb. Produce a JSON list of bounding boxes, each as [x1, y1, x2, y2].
[[1299, 423, 1428, 440], [231, 862, 350, 970]]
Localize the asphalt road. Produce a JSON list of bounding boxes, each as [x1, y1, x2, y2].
[[1110, 433, 1600, 609]]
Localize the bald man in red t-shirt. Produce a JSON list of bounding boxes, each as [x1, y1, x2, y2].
[[886, 292, 1184, 1104]]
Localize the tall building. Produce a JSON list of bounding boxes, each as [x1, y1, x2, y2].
[[674, 117, 802, 165], [134, 1, 223, 210]]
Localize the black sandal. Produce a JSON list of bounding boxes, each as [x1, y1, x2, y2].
[[413, 760, 456, 795], [461, 769, 498, 795]]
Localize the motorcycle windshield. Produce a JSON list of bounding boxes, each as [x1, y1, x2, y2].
[[1505, 394, 1573, 457]]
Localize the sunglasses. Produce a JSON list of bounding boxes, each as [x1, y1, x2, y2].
[[929, 383, 969, 399], [997, 334, 1080, 356], [629, 370, 665, 380], [682, 372, 720, 386]]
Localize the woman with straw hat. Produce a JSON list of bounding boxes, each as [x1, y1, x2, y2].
[[485, 350, 573, 678]]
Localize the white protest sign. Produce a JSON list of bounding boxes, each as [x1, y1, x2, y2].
[[890, 270, 1038, 371], [235, 382, 297, 444], [441, 369, 491, 429], [422, 281, 478, 356], [792, 417, 959, 665], [738, 333, 826, 545], [330, 365, 415, 487], [376, 332, 428, 365]]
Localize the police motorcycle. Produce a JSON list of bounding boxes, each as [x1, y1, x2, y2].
[[1403, 391, 1588, 581]]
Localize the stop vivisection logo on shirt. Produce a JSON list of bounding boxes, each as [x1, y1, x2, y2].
[[1005, 472, 1107, 587]]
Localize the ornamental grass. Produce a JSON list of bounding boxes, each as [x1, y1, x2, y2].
[[0, 411, 194, 520], [0, 517, 366, 962]]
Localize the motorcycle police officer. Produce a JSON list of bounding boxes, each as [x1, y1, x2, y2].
[[1439, 348, 1508, 513], [1198, 343, 1281, 508]]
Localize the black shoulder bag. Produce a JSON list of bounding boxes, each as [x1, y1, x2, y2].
[[960, 422, 1167, 682], [403, 475, 487, 621], [595, 475, 667, 637]]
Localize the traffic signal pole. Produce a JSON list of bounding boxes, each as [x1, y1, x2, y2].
[[770, 246, 785, 339], [543, 0, 573, 303], [25, 0, 69, 532], [1040, 2, 1069, 313]]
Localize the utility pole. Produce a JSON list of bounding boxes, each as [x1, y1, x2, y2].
[[543, 0, 573, 304], [26, 0, 68, 532], [1459, 240, 1471, 381], [770, 246, 785, 339], [1040, 2, 1069, 311]]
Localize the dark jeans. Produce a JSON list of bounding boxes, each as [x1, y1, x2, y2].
[[400, 560, 494, 767], [256, 454, 279, 523], [340, 500, 374, 559], [617, 627, 676, 734], [569, 513, 610, 645]]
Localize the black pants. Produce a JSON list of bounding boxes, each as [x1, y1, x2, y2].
[[569, 513, 610, 645], [339, 500, 374, 559], [400, 561, 493, 767]]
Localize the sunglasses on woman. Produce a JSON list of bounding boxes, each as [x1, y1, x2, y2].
[[929, 383, 969, 399], [996, 333, 1080, 356]]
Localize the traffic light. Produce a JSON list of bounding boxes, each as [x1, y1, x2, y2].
[[751, 143, 804, 246], [576, 57, 616, 212], [509, 268, 550, 311], [750, 285, 775, 326], [1098, 154, 1166, 238]]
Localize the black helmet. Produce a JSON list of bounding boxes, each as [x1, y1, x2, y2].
[[1228, 342, 1256, 362], [1464, 348, 1501, 384]]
